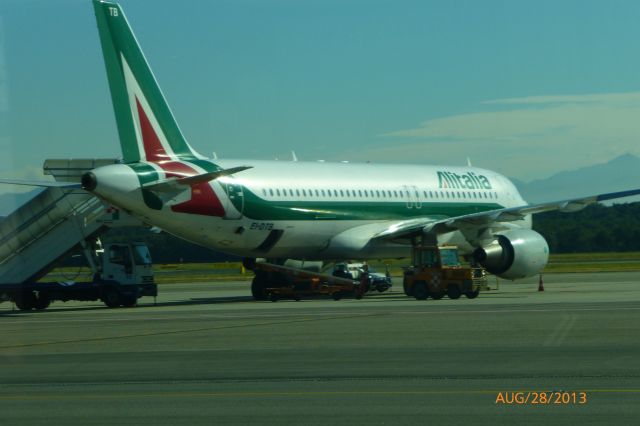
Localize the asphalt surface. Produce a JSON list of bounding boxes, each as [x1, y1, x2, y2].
[[1, 272, 639, 425]]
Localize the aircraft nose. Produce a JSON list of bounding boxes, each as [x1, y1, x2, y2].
[[81, 172, 98, 191]]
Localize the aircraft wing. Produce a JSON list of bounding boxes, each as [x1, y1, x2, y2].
[[142, 166, 252, 193], [0, 179, 82, 188], [373, 188, 640, 240]]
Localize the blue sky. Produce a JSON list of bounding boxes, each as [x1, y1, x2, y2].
[[1, 0, 640, 191]]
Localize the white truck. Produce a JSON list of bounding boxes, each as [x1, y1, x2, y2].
[[2, 242, 157, 311]]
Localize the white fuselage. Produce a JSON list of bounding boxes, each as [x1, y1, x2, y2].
[[91, 159, 528, 261]]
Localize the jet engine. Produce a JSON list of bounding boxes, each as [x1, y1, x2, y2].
[[473, 229, 549, 280]]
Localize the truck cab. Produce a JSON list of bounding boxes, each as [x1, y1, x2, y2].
[[102, 243, 154, 285], [97, 242, 156, 307]]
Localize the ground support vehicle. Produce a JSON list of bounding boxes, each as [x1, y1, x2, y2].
[[2, 242, 157, 310], [403, 245, 486, 301], [246, 260, 366, 301], [0, 171, 158, 311]]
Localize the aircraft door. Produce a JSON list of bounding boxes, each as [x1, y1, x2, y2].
[[412, 185, 422, 209], [223, 180, 244, 219], [403, 185, 421, 209]]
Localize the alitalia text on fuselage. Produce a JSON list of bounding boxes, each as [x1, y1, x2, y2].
[[437, 171, 492, 190]]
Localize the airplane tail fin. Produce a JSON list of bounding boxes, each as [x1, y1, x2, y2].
[[93, 0, 202, 163]]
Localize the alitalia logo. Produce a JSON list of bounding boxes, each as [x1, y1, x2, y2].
[[437, 171, 492, 190]]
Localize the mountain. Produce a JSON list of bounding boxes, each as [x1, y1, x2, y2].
[[513, 154, 640, 204]]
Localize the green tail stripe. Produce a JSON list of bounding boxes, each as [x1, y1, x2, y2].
[[93, 0, 197, 162]]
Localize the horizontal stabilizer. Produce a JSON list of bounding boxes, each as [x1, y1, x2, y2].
[[143, 166, 252, 193], [0, 179, 82, 189]]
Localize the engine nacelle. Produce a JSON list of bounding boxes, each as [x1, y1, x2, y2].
[[473, 229, 549, 280]]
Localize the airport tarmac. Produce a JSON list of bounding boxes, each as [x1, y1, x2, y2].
[[1, 272, 639, 425]]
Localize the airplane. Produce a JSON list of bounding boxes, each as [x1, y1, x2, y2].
[[3, 0, 640, 299]]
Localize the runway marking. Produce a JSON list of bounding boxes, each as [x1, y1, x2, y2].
[[3, 304, 640, 327], [544, 315, 577, 347], [0, 312, 383, 350], [0, 388, 639, 400]]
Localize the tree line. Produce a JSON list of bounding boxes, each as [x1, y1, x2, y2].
[[533, 202, 640, 253]]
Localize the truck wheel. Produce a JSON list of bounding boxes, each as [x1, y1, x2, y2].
[[446, 285, 462, 300], [14, 291, 36, 311], [413, 281, 428, 300], [251, 275, 268, 300], [465, 288, 480, 299], [34, 293, 51, 310], [102, 288, 121, 308], [403, 278, 414, 296], [120, 296, 137, 307]]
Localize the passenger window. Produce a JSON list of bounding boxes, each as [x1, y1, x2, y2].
[[302, 189, 306, 196], [269, 189, 274, 196]]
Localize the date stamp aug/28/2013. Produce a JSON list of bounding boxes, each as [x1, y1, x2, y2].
[[495, 391, 587, 405]]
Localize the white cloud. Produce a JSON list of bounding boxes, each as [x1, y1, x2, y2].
[[369, 92, 640, 181]]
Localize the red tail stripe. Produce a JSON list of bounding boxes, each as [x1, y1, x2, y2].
[[157, 161, 225, 217], [136, 97, 170, 162]]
